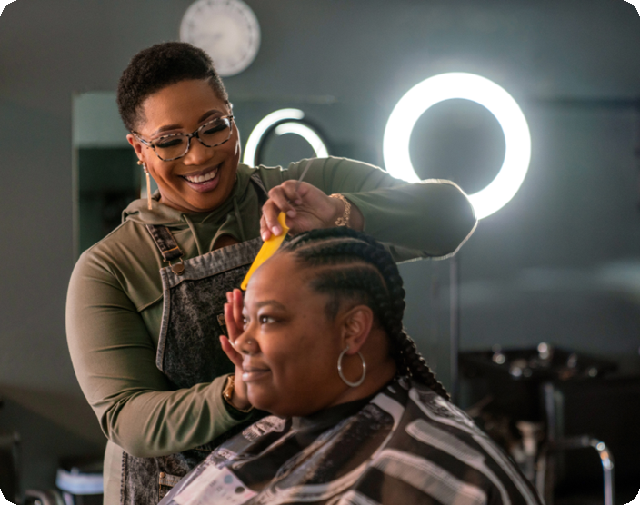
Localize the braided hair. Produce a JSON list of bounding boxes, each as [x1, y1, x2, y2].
[[279, 227, 450, 400]]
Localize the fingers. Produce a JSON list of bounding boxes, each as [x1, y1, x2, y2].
[[260, 213, 271, 242], [270, 180, 303, 209], [224, 303, 238, 346], [223, 290, 248, 371], [219, 335, 243, 368], [225, 289, 244, 336], [233, 367, 250, 409], [261, 181, 303, 240], [232, 289, 244, 331]]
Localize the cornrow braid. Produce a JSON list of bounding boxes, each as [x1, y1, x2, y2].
[[280, 227, 450, 400]]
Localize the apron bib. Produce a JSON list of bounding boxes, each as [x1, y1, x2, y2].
[[121, 175, 266, 504]]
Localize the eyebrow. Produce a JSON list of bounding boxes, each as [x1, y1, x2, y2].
[[152, 109, 225, 136], [251, 300, 287, 311]]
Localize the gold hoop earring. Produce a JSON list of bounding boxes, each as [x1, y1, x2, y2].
[[337, 345, 366, 388], [138, 160, 152, 210]]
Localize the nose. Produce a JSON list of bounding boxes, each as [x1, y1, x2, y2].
[[234, 322, 259, 355], [183, 137, 212, 165]]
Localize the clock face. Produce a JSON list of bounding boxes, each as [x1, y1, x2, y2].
[[180, 0, 261, 77]]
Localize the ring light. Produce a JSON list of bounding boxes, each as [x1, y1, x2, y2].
[[244, 108, 305, 166], [383, 73, 531, 220], [274, 122, 329, 158], [244, 108, 329, 166]]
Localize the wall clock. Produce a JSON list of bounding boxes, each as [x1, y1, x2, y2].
[[180, 0, 261, 77]]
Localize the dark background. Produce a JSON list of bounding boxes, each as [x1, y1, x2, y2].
[[1, 0, 639, 494]]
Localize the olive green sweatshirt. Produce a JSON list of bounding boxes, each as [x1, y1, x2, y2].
[[65, 157, 476, 505]]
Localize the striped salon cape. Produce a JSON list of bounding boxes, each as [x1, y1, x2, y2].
[[159, 377, 542, 505]]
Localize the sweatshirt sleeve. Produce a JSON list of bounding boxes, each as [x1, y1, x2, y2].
[[259, 157, 477, 259], [65, 249, 249, 458]]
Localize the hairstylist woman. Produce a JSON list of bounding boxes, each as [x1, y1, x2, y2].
[[65, 42, 476, 505]]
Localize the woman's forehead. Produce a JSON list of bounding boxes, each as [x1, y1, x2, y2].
[[245, 253, 312, 303]]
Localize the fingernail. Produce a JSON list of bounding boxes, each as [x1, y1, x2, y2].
[[262, 231, 269, 241], [287, 210, 296, 218], [273, 225, 282, 235]]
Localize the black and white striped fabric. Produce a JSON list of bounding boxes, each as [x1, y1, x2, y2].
[[160, 377, 542, 505]]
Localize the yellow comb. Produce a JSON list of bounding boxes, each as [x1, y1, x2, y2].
[[241, 213, 289, 290]]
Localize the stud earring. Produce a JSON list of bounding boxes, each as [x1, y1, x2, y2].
[[138, 160, 153, 210]]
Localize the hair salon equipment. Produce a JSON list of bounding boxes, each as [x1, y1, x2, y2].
[[22, 460, 104, 505], [54, 458, 103, 505], [0, 395, 102, 505], [460, 343, 618, 505], [23, 490, 65, 505]]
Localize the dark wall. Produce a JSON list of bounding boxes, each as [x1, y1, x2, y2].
[[1, 0, 639, 490]]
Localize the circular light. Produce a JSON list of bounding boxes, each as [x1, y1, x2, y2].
[[383, 73, 531, 220], [274, 122, 329, 158], [243, 108, 305, 166]]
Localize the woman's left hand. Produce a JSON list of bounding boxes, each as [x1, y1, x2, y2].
[[219, 289, 251, 411], [261, 181, 352, 241]]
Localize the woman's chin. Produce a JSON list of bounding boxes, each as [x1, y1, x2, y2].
[[247, 388, 277, 414]]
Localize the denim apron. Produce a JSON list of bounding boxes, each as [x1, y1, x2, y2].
[[120, 175, 266, 504]]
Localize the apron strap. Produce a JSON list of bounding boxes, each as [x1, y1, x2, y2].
[[145, 224, 184, 263]]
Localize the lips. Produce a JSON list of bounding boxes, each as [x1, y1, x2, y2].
[[184, 169, 217, 184], [180, 162, 221, 183], [180, 163, 223, 193], [242, 362, 271, 382]]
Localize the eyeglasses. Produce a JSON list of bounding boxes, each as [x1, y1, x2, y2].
[[132, 115, 235, 162]]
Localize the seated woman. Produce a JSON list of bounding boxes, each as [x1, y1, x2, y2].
[[160, 228, 541, 505]]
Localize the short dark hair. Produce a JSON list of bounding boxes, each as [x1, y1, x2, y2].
[[116, 42, 229, 132], [280, 227, 450, 401]]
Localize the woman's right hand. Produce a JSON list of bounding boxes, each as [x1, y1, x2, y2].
[[260, 181, 342, 240], [220, 289, 252, 410]]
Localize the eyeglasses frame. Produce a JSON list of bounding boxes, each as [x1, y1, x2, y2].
[[132, 114, 235, 162]]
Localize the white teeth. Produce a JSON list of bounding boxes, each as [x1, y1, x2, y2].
[[184, 168, 217, 184]]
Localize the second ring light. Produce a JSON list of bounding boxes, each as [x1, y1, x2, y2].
[[384, 73, 532, 220], [243, 108, 330, 167]]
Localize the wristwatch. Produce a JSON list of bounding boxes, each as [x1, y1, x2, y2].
[[222, 374, 254, 413]]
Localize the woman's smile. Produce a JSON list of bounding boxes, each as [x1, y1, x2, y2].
[[180, 162, 222, 193], [241, 363, 271, 382]]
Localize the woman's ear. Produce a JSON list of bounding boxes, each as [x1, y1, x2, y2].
[[340, 305, 375, 354], [126, 133, 145, 158]]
